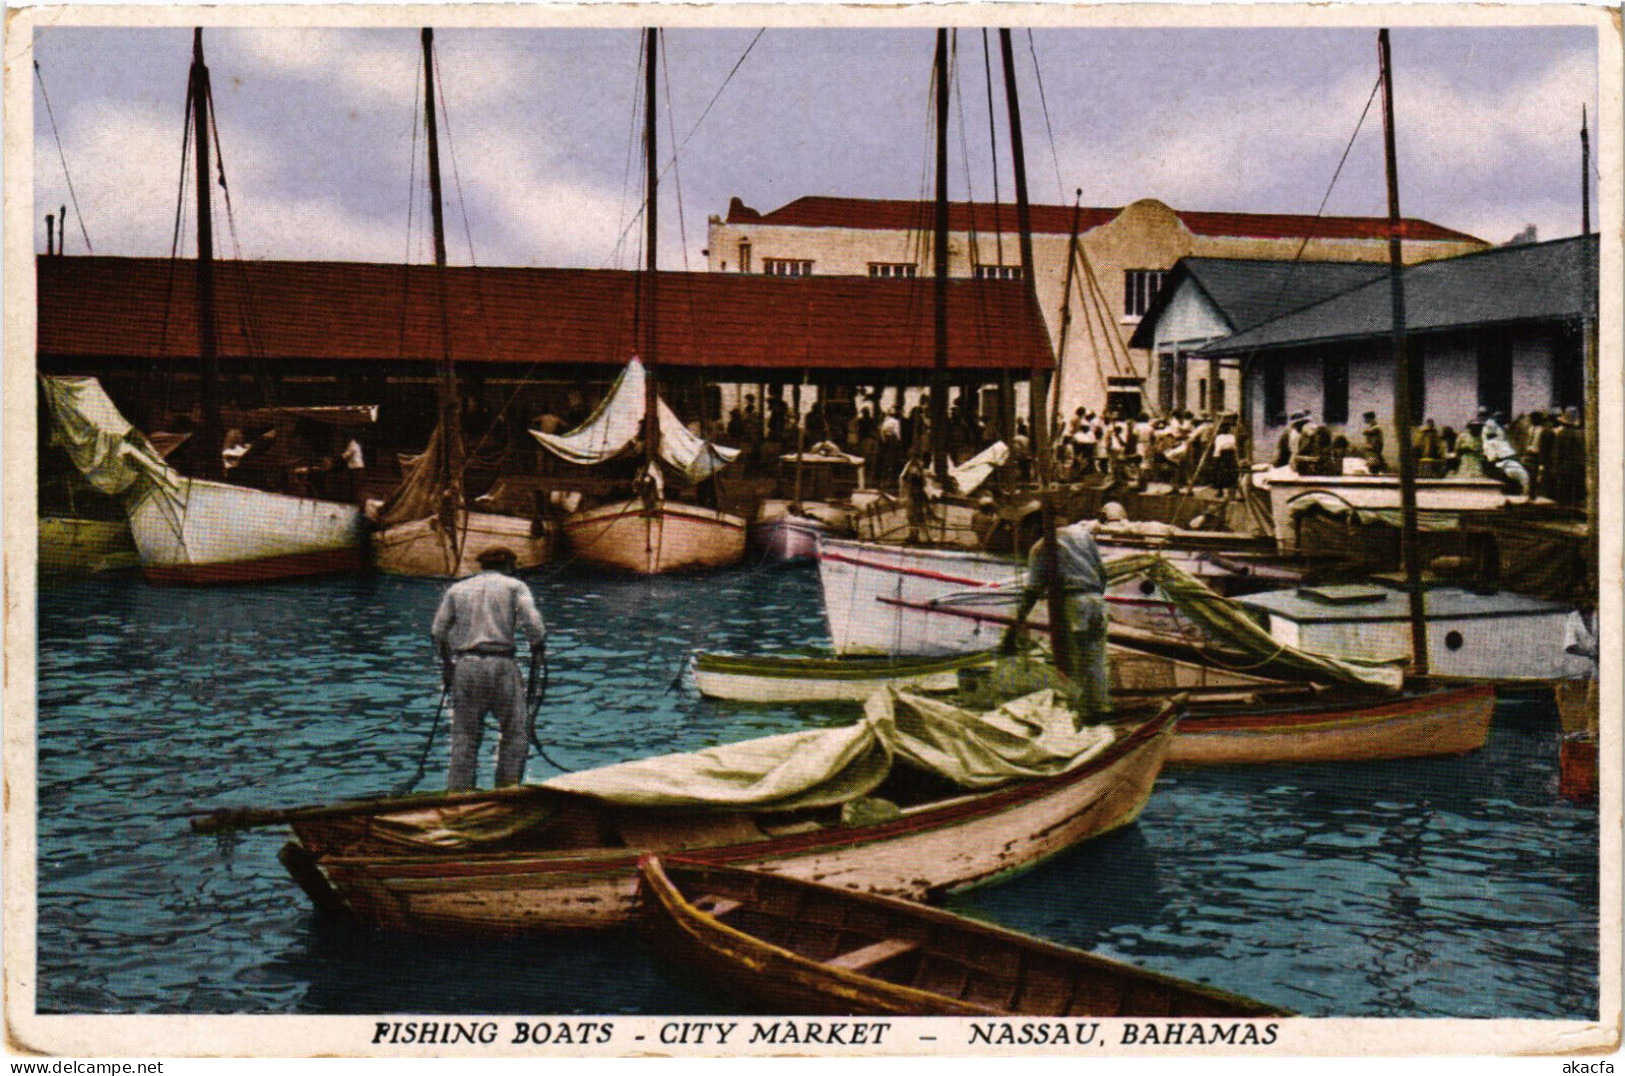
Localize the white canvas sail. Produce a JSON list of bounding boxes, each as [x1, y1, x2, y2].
[[40, 376, 177, 497], [530, 358, 739, 483]]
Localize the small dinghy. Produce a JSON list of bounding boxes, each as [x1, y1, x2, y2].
[[638, 856, 1291, 1017]]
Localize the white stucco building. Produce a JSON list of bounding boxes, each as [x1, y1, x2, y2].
[[706, 195, 1486, 421]]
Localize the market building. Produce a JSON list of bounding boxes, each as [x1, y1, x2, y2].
[[706, 195, 1487, 419]]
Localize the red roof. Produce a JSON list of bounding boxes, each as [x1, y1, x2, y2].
[[726, 195, 1484, 245], [36, 257, 1054, 374]]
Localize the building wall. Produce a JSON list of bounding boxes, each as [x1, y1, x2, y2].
[[707, 198, 1485, 418], [1246, 324, 1577, 460]]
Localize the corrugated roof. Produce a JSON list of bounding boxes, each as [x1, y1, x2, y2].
[[1203, 235, 1598, 355], [726, 195, 1484, 245], [36, 257, 1055, 374], [1127, 257, 1391, 348]]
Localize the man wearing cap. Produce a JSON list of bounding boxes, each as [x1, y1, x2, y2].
[[999, 519, 1110, 723], [431, 546, 548, 791]]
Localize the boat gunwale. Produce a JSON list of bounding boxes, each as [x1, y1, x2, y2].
[[308, 706, 1181, 877], [641, 855, 1294, 1017]]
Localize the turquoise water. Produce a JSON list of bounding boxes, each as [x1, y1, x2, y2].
[[34, 565, 1598, 1016]]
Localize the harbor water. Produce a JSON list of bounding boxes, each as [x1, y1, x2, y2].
[[34, 564, 1598, 1017]]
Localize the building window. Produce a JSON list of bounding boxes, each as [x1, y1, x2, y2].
[[764, 258, 813, 277], [1123, 270, 1167, 318], [1477, 336, 1513, 420], [738, 241, 752, 274], [974, 264, 1022, 280], [1262, 359, 1286, 424], [869, 263, 917, 279], [1323, 352, 1349, 426]]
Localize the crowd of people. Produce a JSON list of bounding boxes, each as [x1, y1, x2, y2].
[[1270, 405, 1589, 504]]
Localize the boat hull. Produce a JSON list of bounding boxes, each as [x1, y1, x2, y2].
[[126, 478, 368, 584], [38, 516, 139, 574], [750, 513, 829, 563], [374, 509, 552, 578], [693, 651, 999, 703], [638, 857, 1288, 1017], [817, 537, 1191, 657], [288, 709, 1178, 937], [1167, 683, 1495, 765], [564, 499, 745, 574], [1261, 473, 1509, 552]]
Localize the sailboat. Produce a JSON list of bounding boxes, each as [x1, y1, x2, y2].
[[1224, 31, 1586, 687], [371, 29, 552, 579], [532, 29, 745, 575], [42, 32, 368, 585], [815, 31, 1068, 651]]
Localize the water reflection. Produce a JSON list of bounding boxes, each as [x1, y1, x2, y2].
[[34, 567, 1598, 1017]]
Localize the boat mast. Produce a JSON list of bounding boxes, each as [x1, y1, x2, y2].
[[1582, 108, 1598, 546], [1378, 28, 1428, 676], [1050, 189, 1084, 439], [642, 27, 661, 471], [930, 28, 951, 487], [422, 28, 459, 501], [191, 29, 223, 481], [1000, 28, 1070, 673]]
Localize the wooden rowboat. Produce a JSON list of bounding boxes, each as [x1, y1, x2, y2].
[[262, 705, 1179, 938], [1166, 682, 1496, 765], [692, 650, 1002, 703], [564, 497, 747, 574], [692, 646, 1493, 766], [638, 856, 1290, 1017]]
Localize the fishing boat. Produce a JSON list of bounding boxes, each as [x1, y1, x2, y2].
[[750, 505, 835, 563], [42, 35, 368, 585], [1234, 582, 1580, 684], [693, 649, 1001, 703], [37, 515, 138, 575], [818, 536, 1175, 656], [41, 376, 369, 585], [532, 31, 743, 575], [692, 646, 1491, 765], [638, 856, 1289, 1017], [198, 690, 1181, 937], [372, 29, 551, 579], [1165, 681, 1494, 765]]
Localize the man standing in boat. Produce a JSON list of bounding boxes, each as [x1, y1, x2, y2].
[[431, 546, 548, 790], [1000, 520, 1110, 721]]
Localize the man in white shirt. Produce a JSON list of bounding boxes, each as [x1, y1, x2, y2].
[[431, 547, 548, 790]]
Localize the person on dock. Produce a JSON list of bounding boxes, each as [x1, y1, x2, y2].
[[1000, 519, 1110, 723], [431, 546, 548, 791]]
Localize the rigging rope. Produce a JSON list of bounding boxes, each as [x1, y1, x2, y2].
[[1025, 31, 1067, 203], [1233, 71, 1386, 425], [659, 29, 691, 271], [34, 61, 93, 253], [981, 31, 1004, 267], [604, 29, 765, 271]]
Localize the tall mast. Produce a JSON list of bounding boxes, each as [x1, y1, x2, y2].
[[1378, 28, 1428, 676], [1000, 28, 1070, 674], [930, 28, 951, 486], [422, 28, 458, 489], [1582, 106, 1591, 237], [1051, 189, 1084, 437], [191, 29, 222, 481], [1582, 106, 1599, 547], [643, 27, 661, 466]]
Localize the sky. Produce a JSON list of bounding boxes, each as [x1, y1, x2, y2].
[[30, 20, 1602, 271]]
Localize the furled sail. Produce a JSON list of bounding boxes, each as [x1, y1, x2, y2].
[[530, 358, 739, 483], [40, 376, 176, 497], [376, 419, 466, 531], [931, 440, 1010, 497]]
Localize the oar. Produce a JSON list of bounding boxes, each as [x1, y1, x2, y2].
[[185, 782, 558, 835]]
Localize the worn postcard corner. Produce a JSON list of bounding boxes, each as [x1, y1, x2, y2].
[[2, 0, 1621, 1063]]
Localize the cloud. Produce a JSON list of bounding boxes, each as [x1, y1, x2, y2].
[[35, 100, 189, 256]]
